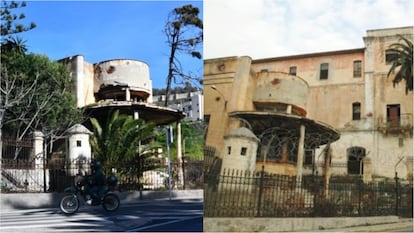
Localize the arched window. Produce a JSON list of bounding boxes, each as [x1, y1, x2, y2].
[[347, 146, 366, 175]]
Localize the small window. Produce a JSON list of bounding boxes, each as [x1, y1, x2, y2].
[[289, 66, 297, 75], [76, 140, 82, 147], [352, 102, 361, 120], [304, 150, 314, 165], [385, 49, 398, 64], [227, 146, 231, 155], [398, 138, 404, 147], [240, 147, 247, 156], [353, 60, 362, 77], [387, 104, 401, 127], [320, 63, 329, 80]]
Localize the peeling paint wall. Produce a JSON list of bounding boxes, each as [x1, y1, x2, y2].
[[204, 27, 413, 180]]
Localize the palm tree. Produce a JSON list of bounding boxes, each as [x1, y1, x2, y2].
[[1, 36, 27, 55], [386, 35, 413, 94], [89, 110, 159, 177]]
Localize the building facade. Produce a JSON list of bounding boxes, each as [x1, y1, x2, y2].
[[153, 90, 204, 121], [204, 26, 413, 182]]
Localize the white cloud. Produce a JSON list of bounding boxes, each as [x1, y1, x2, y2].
[[204, 0, 414, 59]]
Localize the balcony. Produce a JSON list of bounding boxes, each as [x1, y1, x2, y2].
[[377, 113, 413, 136]]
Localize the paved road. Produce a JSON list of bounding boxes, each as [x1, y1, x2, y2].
[[0, 198, 203, 232]]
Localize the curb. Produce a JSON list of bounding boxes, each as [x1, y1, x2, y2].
[[0, 189, 203, 211]]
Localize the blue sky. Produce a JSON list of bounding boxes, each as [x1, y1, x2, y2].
[[18, 1, 203, 89]]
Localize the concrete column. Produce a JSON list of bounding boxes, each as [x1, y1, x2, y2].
[[296, 125, 305, 187], [126, 87, 131, 101], [362, 157, 372, 183], [287, 104, 292, 114], [75, 55, 84, 108]]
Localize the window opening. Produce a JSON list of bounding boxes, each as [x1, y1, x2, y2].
[[320, 63, 329, 80], [352, 102, 361, 120], [289, 66, 297, 76], [385, 49, 399, 64], [353, 60, 362, 77], [386, 104, 401, 128], [241, 147, 247, 156], [347, 147, 365, 175]]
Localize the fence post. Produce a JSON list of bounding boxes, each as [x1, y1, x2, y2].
[[256, 165, 265, 217], [358, 176, 363, 216], [394, 172, 400, 216]]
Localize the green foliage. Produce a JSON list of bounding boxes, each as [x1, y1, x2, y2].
[[181, 121, 204, 160], [0, 1, 34, 63], [155, 121, 204, 161], [89, 110, 159, 177], [386, 35, 413, 94], [0, 0, 36, 37], [1, 53, 83, 141]]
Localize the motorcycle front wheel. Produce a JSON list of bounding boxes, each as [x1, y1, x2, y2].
[[59, 194, 80, 214], [102, 193, 120, 212]]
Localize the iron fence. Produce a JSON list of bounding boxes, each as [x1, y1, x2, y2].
[[205, 167, 413, 217], [1, 158, 203, 193]]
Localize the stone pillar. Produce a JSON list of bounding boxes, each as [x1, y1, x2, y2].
[[33, 131, 45, 191], [33, 131, 45, 169], [362, 157, 372, 183], [296, 125, 305, 187]]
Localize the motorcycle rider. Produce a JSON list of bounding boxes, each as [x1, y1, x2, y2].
[[86, 160, 105, 204]]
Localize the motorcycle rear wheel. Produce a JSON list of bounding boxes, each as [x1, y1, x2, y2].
[[102, 193, 120, 212], [60, 194, 79, 214]]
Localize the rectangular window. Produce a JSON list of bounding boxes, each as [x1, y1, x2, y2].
[[240, 147, 247, 156], [227, 146, 231, 155], [385, 50, 399, 64], [353, 60, 362, 77], [320, 63, 329, 80], [289, 66, 297, 75], [304, 150, 314, 165], [386, 104, 401, 127], [398, 138, 404, 147], [76, 140, 82, 147], [352, 102, 361, 120]]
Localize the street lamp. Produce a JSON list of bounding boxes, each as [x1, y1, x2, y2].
[[211, 85, 227, 109]]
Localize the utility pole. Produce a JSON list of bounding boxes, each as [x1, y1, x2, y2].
[[166, 126, 173, 200]]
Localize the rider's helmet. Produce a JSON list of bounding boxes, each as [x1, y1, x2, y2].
[[107, 175, 118, 186], [91, 160, 103, 172]]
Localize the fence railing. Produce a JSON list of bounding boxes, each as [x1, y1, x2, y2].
[[205, 167, 413, 217], [1, 158, 203, 193]]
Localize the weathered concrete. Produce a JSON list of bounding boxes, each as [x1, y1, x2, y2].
[[0, 189, 203, 210], [204, 216, 404, 232]]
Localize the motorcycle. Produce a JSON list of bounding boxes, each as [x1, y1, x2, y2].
[[59, 174, 120, 214]]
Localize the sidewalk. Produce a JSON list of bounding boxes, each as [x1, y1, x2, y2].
[[320, 218, 413, 232], [204, 216, 413, 232]]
